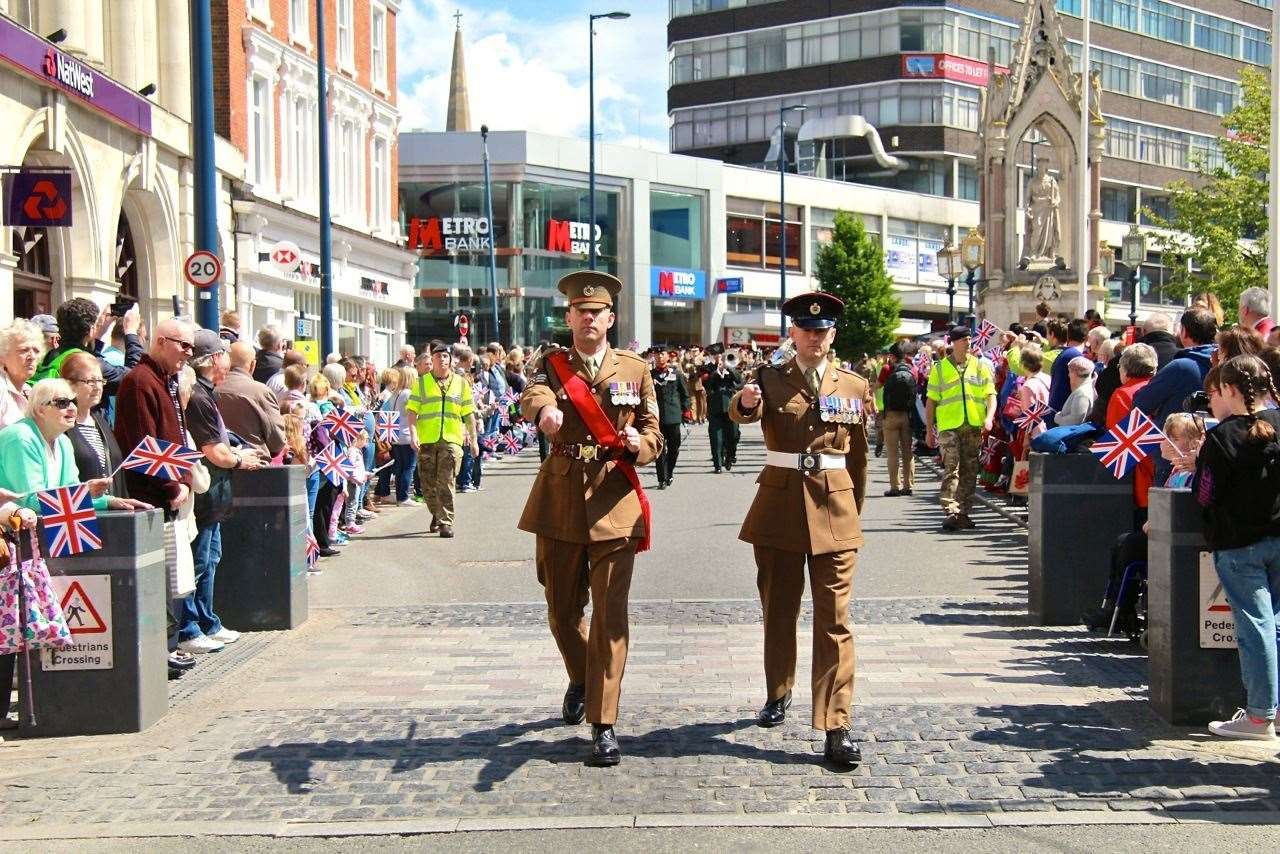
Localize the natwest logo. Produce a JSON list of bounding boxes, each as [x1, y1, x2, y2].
[[546, 219, 601, 255], [406, 216, 491, 253], [42, 48, 95, 99]]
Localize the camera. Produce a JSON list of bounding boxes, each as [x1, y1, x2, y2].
[[1183, 391, 1210, 413], [109, 296, 135, 317]]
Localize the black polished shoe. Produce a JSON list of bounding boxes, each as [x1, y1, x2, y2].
[[562, 683, 586, 724], [824, 727, 862, 770], [655, 481, 666, 490], [757, 692, 792, 728], [713, 466, 722, 473], [724, 463, 733, 471], [588, 724, 621, 767]]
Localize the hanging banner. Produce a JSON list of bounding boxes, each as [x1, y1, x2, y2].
[[4, 170, 72, 228]]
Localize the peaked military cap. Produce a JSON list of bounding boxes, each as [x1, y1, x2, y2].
[[782, 291, 845, 330], [558, 270, 622, 310]]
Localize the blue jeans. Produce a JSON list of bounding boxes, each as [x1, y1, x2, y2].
[[305, 469, 320, 517], [376, 444, 416, 501], [457, 443, 483, 489], [179, 522, 224, 641], [1214, 536, 1280, 719]]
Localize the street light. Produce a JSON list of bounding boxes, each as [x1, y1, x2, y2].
[[1121, 224, 1147, 330], [960, 228, 986, 331], [587, 11, 630, 272], [936, 241, 962, 323], [1098, 241, 1116, 281], [777, 103, 807, 336], [480, 124, 501, 345]]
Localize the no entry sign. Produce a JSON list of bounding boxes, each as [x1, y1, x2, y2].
[[184, 250, 222, 288]]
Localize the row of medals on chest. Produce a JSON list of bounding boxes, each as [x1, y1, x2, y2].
[[813, 394, 863, 424]]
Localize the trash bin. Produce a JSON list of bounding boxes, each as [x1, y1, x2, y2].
[[1147, 487, 1247, 725], [1027, 452, 1135, 625], [214, 466, 308, 631], [20, 509, 168, 737]]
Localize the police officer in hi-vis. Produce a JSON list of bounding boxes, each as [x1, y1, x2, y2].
[[730, 291, 871, 769], [518, 270, 664, 767]]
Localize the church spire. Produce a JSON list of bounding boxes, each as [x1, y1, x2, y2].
[[446, 10, 472, 132]]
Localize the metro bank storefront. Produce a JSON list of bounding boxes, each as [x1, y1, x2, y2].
[[399, 131, 711, 348]]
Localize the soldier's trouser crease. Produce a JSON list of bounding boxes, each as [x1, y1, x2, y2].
[[754, 545, 857, 730], [537, 536, 637, 726]]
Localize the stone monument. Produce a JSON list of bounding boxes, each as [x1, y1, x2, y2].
[[974, 0, 1106, 327]]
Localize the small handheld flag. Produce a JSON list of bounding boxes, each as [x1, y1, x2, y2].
[[979, 435, 1002, 466], [972, 319, 1000, 352], [323, 409, 363, 444], [118, 437, 203, 482], [373, 412, 401, 444], [500, 432, 522, 455], [312, 443, 355, 487], [37, 484, 102, 558], [305, 531, 321, 568], [1012, 399, 1051, 431], [1090, 408, 1165, 479]]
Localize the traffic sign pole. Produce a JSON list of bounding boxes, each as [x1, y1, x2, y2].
[[190, 0, 219, 330]]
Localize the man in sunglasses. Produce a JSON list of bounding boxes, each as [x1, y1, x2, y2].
[[114, 318, 197, 517]]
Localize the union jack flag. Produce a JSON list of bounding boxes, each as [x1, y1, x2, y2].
[[312, 443, 355, 486], [1091, 408, 1165, 479], [984, 346, 1007, 370], [979, 435, 1003, 466], [1012, 399, 1051, 431], [323, 409, 364, 444], [304, 531, 320, 568], [373, 412, 401, 444], [119, 436, 203, 482], [36, 484, 101, 558], [500, 432, 523, 455], [499, 390, 518, 408], [972, 319, 1000, 352], [912, 349, 933, 380]]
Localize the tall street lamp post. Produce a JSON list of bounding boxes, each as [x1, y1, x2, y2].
[[1122, 224, 1147, 331], [960, 228, 985, 331], [588, 11, 629, 272], [480, 125, 501, 345], [936, 241, 962, 324], [777, 103, 807, 337]]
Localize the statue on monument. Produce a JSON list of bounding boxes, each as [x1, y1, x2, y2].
[[1024, 161, 1064, 263], [1024, 161, 1061, 263]]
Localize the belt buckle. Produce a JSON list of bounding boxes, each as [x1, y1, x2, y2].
[[579, 444, 598, 462], [798, 453, 820, 474]]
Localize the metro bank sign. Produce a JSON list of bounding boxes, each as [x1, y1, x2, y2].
[[650, 268, 706, 301]]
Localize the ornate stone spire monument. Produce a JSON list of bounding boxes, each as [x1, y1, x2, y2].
[[975, 0, 1106, 325], [446, 10, 471, 132]]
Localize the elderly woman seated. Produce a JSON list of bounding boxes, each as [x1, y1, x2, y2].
[[0, 378, 150, 515]]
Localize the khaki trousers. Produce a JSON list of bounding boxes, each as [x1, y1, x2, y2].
[[536, 536, 637, 726], [418, 441, 461, 526], [754, 545, 857, 730], [938, 424, 982, 516], [882, 411, 914, 491], [692, 388, 707, 422]]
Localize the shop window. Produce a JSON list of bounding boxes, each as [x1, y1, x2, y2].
[[651, 190, 704, 270]]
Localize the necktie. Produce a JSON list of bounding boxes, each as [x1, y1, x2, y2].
[[584, 356, 597, 379], [806, 367, 819, 395]]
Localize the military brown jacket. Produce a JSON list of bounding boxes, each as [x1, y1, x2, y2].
[[730, 358, 872, 555], [518, 347, 664, 544]]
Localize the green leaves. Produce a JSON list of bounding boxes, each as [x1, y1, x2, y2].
[[1144, 68, 1269, 310], [815, 212, 901, 360]]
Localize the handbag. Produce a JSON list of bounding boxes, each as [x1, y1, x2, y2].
[[1010, 458, 1031, 496], [164, 517, 196, 598], [0, 528, 74, 654]]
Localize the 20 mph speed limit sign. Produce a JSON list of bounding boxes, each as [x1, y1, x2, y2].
[[184, 251, 222, 288]]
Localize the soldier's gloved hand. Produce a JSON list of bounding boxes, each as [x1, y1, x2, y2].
[[740, 383, 762, 410], [538, 405, 564, 438], [622, 425, 641, 454]]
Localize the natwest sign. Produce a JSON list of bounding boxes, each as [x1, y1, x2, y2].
[[901, 53, 1004, 88], [649, 268, 706, 301], [407, 216, 492, 254], [43, 48, 94, 98], [546, 219, 602, 255]]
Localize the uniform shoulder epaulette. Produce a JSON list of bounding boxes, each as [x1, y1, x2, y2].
[[615, 349, 647, 365]]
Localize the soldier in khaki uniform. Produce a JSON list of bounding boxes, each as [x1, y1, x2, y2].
[[731, 291, 871, 769], [518, 271, 664, 767]]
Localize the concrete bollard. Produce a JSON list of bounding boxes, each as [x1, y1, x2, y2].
[[21, 509, 167, 737], [214, 465, 309, 631], [1027, 452, 1135, 625], [1147, 487, 1246, 725]]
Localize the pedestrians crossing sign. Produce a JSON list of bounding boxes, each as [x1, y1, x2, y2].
[[1198, 552, 1236, 650], [41, 574, 113, 670]]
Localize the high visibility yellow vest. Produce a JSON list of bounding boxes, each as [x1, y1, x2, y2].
[[927, 355, 995, 431], [406, 372, 473, 445]]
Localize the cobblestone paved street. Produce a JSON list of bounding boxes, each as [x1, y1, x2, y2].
[[1, 425, 1277, 842]]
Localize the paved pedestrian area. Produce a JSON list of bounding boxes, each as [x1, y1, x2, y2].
[[0, 427, 1277, 840]]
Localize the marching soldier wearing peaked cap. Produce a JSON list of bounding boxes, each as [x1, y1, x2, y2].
[[730, 290, 872, 769], [518, 270, 664, 767]]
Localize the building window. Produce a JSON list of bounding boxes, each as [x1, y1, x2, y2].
[[371, 5, 388, 89], [650, 190, 704, 270], [288, 96, 314, 204], [1141, 194, 1174, 225], [725, 199, 802, 273], [246, 0, 271, 23], [248, 75, 271, 189], [289, 0, 309, 43], [372, 137, 389, 229], [1101, 186, 1135, 222], [337, 0, 354, 69]]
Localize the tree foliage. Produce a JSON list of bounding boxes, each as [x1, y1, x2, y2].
[[815, 211, 900, 359], [1143, 67, 1269, 310]]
